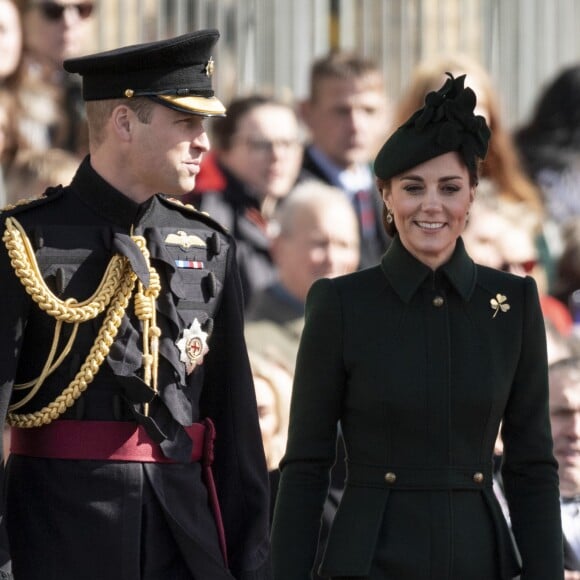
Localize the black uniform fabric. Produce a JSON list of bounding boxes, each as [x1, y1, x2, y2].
[[0, 157, 271, 580], [187, 162, 278, 308], [64, 29, 226, 117]]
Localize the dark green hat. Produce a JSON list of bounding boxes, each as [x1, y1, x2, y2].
[[63, 29, 226, 117], [374, 73, 490, 180]]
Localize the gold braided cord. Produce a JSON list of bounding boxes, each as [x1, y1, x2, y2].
[[13, 320, 79, 391], [132, 236, 161, 416], [3, 217, 127, 323], [4, 219, 161, 427], [11, 317, 78, 408], [1, 196, 46, 213], [8, 262, 137, 427]]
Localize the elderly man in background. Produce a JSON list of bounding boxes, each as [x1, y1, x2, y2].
[[245, 179, 360, 372], [245, 179, 359, 579], [549, 356, 580, 578]]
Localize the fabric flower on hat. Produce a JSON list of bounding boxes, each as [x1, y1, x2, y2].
[[417, 74, 490, 170], [374, 72, 491, 181]]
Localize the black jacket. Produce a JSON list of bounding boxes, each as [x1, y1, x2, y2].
[[0, 157, 271, 580], [272, 236, 563, 579]]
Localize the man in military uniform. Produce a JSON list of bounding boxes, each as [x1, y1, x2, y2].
[[0, 30, 271, 580]]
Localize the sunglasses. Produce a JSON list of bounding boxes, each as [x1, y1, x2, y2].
[[35, 2, 94, 21]]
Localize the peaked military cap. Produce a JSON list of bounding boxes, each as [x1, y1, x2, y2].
[[374, 73, 491, 180], [63, 29, 226, 117]]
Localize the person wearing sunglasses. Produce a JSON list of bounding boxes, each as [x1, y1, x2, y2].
[[463, 190, 573, 337], [12, 0, 95, 155]]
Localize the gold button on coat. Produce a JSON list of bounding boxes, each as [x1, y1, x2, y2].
[[432, 296, 444, 307], [384, 472, 397, 484], [473, 472, 484, 483]]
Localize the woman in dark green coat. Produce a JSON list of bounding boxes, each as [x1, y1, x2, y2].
[[271, 74, 564, 579]]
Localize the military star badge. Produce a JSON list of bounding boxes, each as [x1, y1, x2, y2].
[[176, 318, 209, 374], [490, 293, 510, 318]]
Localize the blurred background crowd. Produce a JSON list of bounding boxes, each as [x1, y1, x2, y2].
[[3, 0, 580, 575]]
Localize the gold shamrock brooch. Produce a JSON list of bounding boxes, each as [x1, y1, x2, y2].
[[490, 293, 510, 318]]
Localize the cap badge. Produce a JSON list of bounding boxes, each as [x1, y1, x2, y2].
[[165, 231, 207, 249], [490, 293, 510, 318], [124, 89, 135, 98], [176, 318, 209, 375], [205, 56, 215, 77]]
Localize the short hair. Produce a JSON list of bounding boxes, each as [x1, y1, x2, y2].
[[309, 51, 384, 102], [210, 94, 296, 151], [549, 356, 580, 389], [86, 97, 155, 147], [274, 179, 359, 243]]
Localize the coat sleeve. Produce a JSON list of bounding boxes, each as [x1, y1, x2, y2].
[[271, 278, 345, 580], [200, 239, 272, 580], [0, 214, 31, 579], [501, 276, 564, 579]]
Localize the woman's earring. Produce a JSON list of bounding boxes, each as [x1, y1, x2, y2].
[[386, 208, 393, 224]]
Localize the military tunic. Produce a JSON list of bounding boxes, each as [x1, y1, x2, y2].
[[272, 235, 563, 579], [0, 157, 271, 580]]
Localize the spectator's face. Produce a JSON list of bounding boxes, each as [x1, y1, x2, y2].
[[23, 0, 94, 65], [384, 152, 474, 270], [550, 369, 580, 497], [462, 206, 507, 270], [128, 104, 210, 202], [303, 74, 388, 170], [220, 104, 302, 201], [273, 202, 359, 303], [0, 0, 22, 81]]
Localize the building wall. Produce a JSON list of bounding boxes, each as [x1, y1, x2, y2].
[[91, 0, 580, 127]]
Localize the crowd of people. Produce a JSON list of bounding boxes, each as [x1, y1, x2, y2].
[[0, 0, 89, 206], [2, 3, 580, 578]]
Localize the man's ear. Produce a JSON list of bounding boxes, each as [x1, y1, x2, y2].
[[111, 105, 133, 142]]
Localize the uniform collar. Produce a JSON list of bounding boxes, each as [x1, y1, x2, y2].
[[71, 156, 153, 229], [380, 234, 476, 303]]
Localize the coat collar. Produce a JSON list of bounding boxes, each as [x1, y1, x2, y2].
[[380, 234, 476, 304]]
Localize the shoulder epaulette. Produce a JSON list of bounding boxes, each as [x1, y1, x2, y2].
[[159, 195, 229, 234], [1, 186, 64, 215]]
